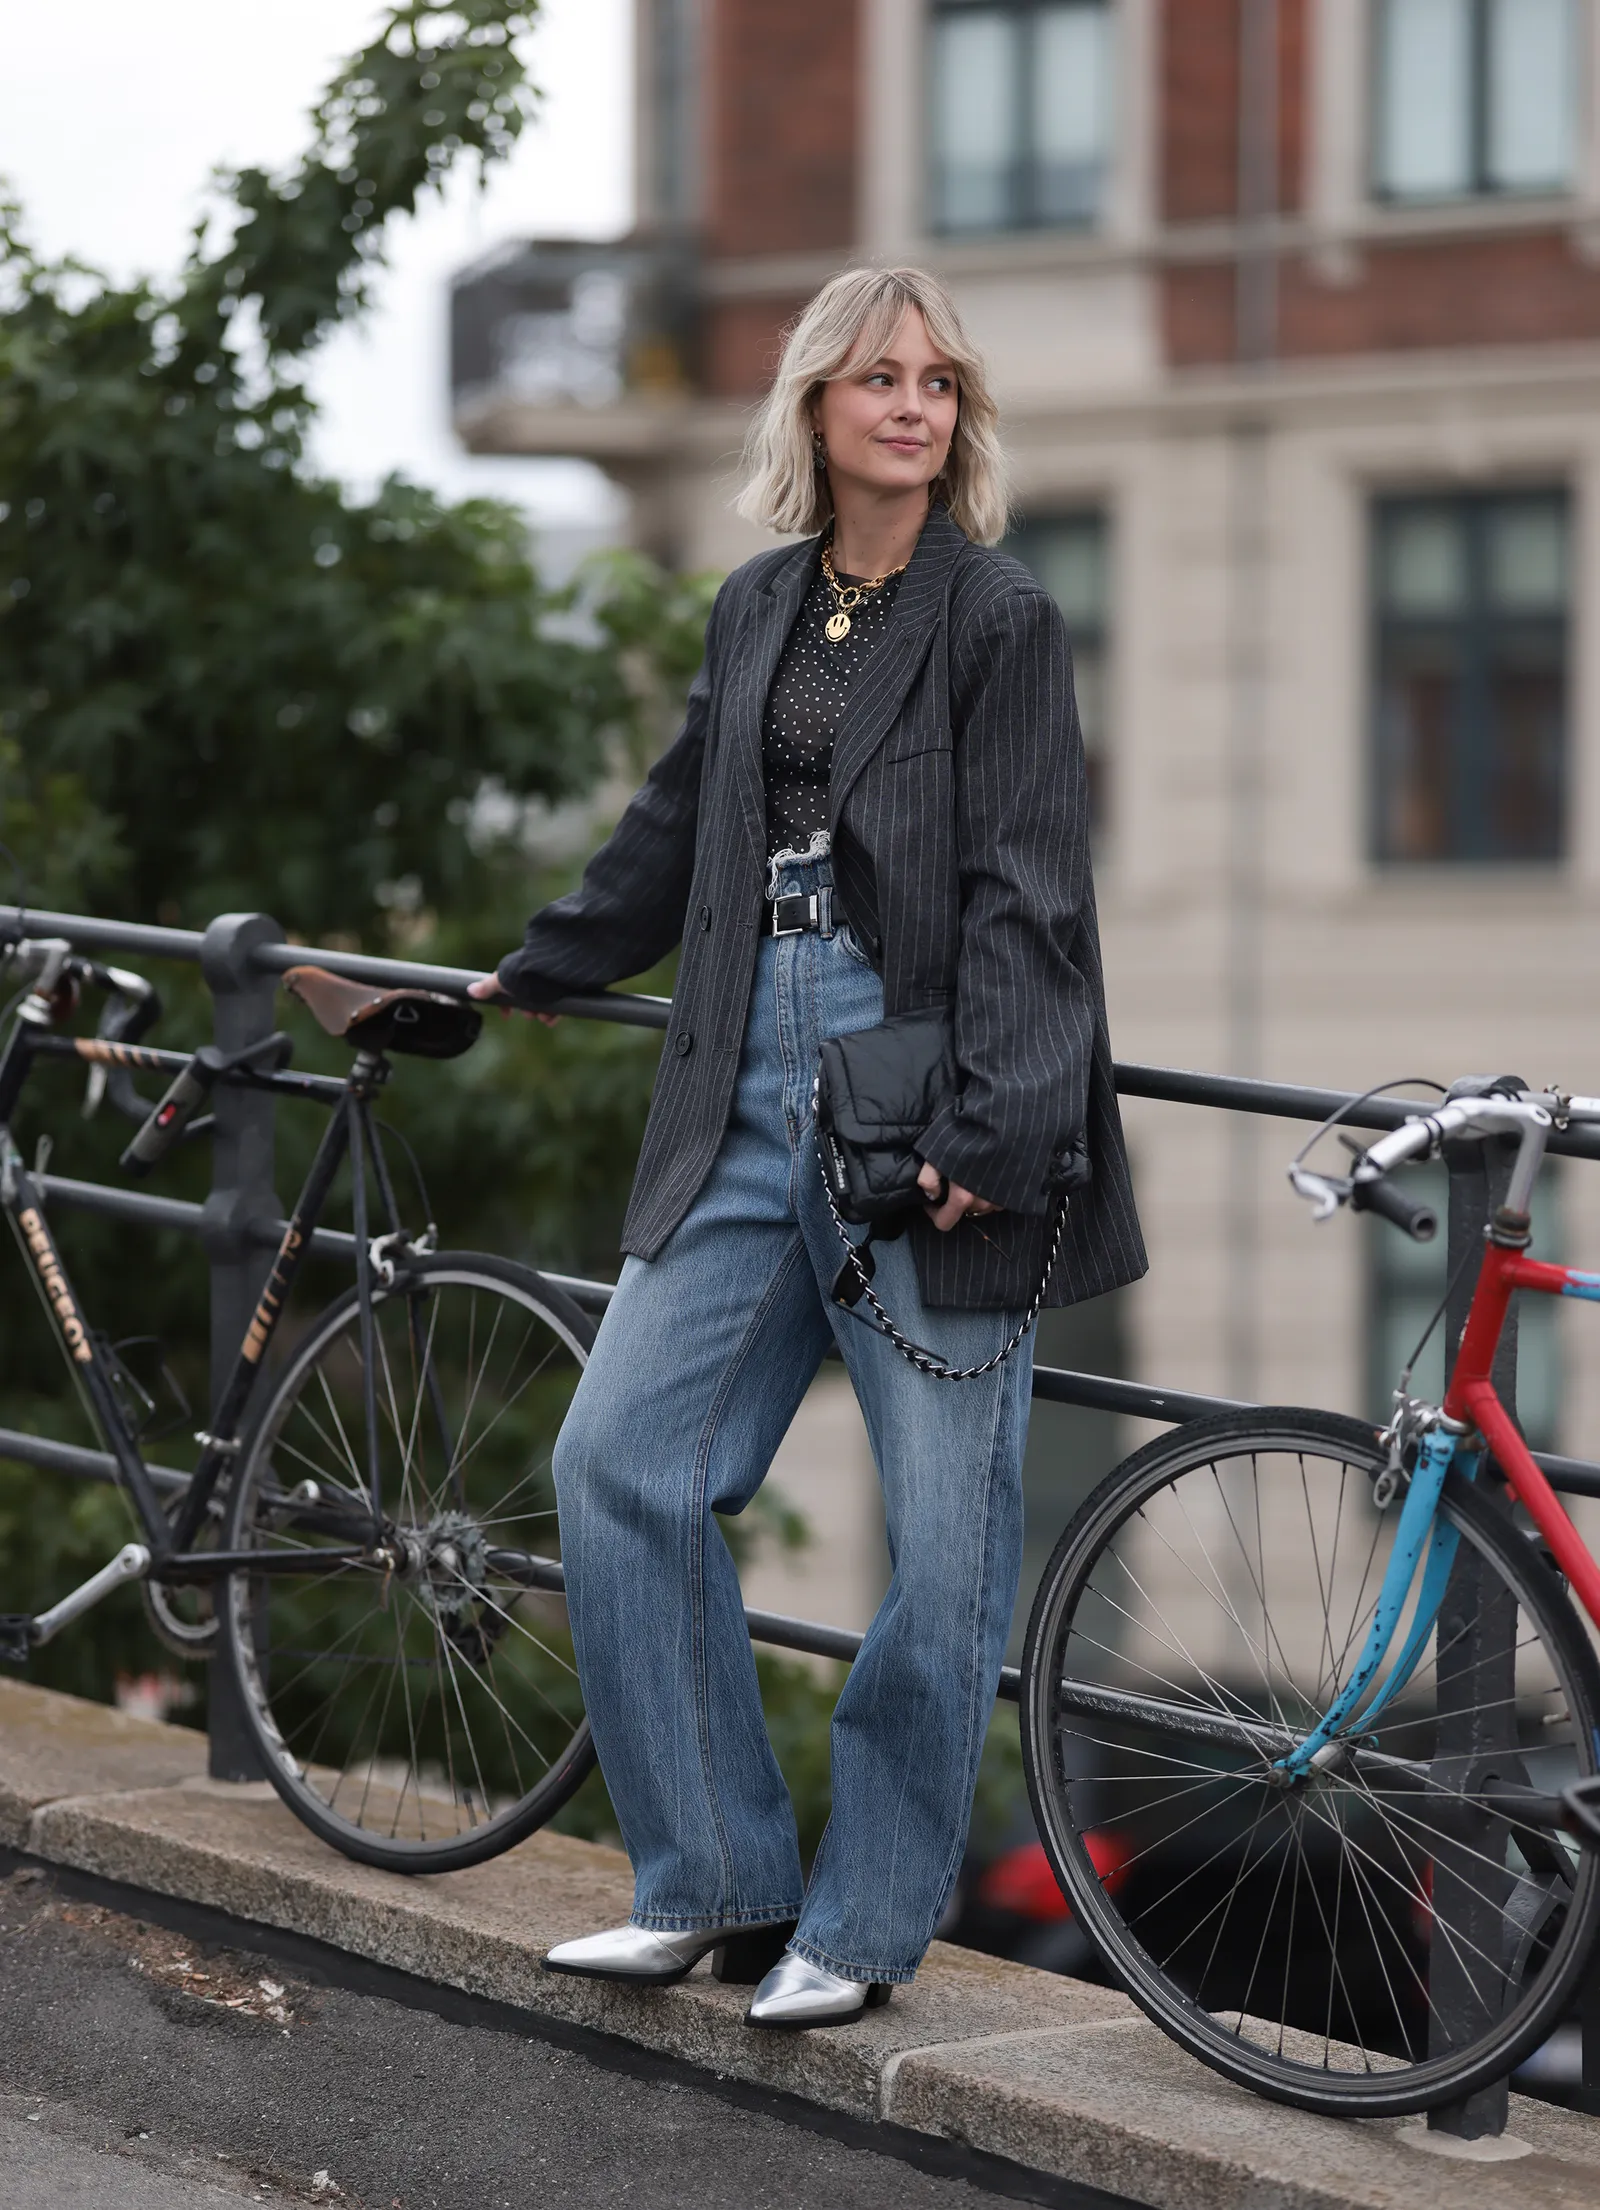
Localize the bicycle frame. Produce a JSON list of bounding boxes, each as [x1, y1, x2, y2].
[[0, 1008, 395, 1602], [1280, 1092, 1600, 1817], [1445, 1241, 1600, 1631]]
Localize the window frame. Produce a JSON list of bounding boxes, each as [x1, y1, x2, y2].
[[926, 0, 1115, 238], [1368, 485, 1571, 867], [1369, 0, 1579, 207]]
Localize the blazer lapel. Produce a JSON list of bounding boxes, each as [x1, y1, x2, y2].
[[724, 539, 816, 862], [827, 505, 967, 831]]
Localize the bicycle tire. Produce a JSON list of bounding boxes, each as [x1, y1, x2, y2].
[[220, 1251, 598, 1874], [1019, 1406, 1600, 2117]]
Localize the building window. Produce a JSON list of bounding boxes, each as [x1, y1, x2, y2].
[[1371, 490, 1569, 864], [1368, 1163, 1562, 1450], [1003, 510, 1110, 827], [1373, 0, 1577, 203], [929, 0, 1114, 234]]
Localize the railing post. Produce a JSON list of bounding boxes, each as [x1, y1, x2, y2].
[[197, 912, 284, 1783], [1427, 1077, 1525, 2141]]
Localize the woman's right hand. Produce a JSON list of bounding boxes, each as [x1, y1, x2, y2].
[[468, 974, 560, 1027]]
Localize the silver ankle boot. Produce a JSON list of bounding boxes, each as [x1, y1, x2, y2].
[[745, 1951, 893, 2029], [543, 1919, 794, 1986]]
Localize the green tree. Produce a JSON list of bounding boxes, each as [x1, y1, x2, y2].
[[0, 1, 707, 1698], [1, 0, 638, 937]]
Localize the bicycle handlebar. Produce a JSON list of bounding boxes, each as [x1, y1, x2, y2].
[[1361, 1096, 1546, 1177], [3, 938, 158, 1027], [1289, 1089, 1568, 1237], [1348, 1170, 1438, 1241], [2, 936, 163, 1121]]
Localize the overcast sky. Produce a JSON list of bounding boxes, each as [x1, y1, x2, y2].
[[0, 0, 632, 532]]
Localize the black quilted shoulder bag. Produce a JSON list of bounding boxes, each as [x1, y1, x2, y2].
[[813, 1008, 1071, 1382]]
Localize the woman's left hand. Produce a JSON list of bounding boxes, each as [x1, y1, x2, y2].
[[917, 1161, 1002, 1233]]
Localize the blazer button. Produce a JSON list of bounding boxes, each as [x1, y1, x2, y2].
[[698, 904, 712, 932], [674, 1031, 693, 1056]]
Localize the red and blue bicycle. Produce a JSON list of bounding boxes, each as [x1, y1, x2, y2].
[[1019, 1081, 1600, 2116]]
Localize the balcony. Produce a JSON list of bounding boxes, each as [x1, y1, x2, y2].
[[450, 236, 700, 467]]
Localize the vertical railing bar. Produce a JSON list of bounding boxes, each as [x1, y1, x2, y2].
[[196, 913, 284, 1785], [1427, 1079, 1526, 2141]]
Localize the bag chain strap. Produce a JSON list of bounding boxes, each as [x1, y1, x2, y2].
[[815, 1108, 1069, 1382]]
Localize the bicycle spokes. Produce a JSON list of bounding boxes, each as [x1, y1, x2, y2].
[[225, 1259, 596, 1868]]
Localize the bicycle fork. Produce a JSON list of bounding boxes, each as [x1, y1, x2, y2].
[[1276, 1425, 1473, 1783]]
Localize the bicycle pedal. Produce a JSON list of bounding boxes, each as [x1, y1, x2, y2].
[[0, 1616, 34, 1666]]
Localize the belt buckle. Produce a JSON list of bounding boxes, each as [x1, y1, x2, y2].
[[771, 893, 814, 937]]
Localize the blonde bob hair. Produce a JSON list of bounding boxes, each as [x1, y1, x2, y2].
[[735, 266, 1009, 546]]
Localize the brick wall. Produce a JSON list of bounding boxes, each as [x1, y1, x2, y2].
[[1160, 0, 1307, 222], [704, 295, 813, 398], [1277, 0, 1307, 216], [1166, 232, 1600, 366], [706, 0, 860, 260]]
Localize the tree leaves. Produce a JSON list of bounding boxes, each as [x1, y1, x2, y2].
[[0, 1, 712, 941], [0, 5, 724, 1728], [185, 3, 541, 359]]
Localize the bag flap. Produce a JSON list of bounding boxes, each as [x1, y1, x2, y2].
[[817, 1009, 954, 1147]]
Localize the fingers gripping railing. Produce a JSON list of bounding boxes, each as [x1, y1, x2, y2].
[[3, 903, 1599, 2131]]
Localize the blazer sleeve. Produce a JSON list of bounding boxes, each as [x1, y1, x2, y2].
[[915, 582, 1096, 1217], [495, 582, 728, 1008]]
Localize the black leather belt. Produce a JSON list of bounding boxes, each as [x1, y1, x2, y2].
[[769, 888, 840, 937]]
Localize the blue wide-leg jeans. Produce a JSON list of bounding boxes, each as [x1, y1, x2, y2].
[[552, 861, 1033, 1985]]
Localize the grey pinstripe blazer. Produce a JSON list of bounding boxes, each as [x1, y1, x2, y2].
[[498, 503, 1147, 1310]]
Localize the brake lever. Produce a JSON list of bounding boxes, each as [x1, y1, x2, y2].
[[83, 967, 163, 1122], [1287, 1163, 1351, 1223]]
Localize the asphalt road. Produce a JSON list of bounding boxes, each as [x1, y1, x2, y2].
[[0, 1866, 1088, 2210]]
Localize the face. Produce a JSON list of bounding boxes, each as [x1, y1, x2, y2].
[[812, 305, 959, 503]]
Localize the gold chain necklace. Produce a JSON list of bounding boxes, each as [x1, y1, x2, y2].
[[820, 538, 908, 643]]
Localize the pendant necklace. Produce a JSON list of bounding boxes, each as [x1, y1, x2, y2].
[[821, 537, 908, 643]]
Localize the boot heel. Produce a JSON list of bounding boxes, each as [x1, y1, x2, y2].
[[865, 1983, 893, 2009], [710, 1920, 797, 1985]]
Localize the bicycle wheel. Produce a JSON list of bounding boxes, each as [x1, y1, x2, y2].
[[1019, 1407, 1600, 2116], [221, 1251, 598, 1873]]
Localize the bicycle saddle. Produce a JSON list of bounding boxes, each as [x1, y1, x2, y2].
[[282, 965, 482, 1060]]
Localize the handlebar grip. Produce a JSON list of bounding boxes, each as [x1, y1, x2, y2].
[[1350, 1171, 1438, 1243], [118, 1051, 220, 1177]]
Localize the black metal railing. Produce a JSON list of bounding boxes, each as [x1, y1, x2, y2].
[[3, 899, 1597, 2133]]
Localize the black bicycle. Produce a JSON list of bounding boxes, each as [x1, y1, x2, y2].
[[0, 935, 597, 1872]]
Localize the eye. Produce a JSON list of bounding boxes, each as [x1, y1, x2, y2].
[[864, 371, 893, 387], [927, 375, 955, 394]]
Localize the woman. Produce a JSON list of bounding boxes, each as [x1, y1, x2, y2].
[[470, 266, 1145, 2029]]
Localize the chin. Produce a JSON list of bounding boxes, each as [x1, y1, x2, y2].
[[863, 464, 937, 492]]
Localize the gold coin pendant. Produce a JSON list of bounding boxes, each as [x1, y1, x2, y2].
[[825, 611, 852, 643]]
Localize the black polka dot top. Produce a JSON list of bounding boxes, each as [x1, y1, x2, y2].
[[762, 552, 902, 861]]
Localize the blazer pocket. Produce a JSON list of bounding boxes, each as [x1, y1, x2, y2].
[[876, 729, 953, 769]]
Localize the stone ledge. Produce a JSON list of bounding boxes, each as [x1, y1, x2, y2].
[[0, 1677, 207, 1845], [5, 1680, 1600, 2210]]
